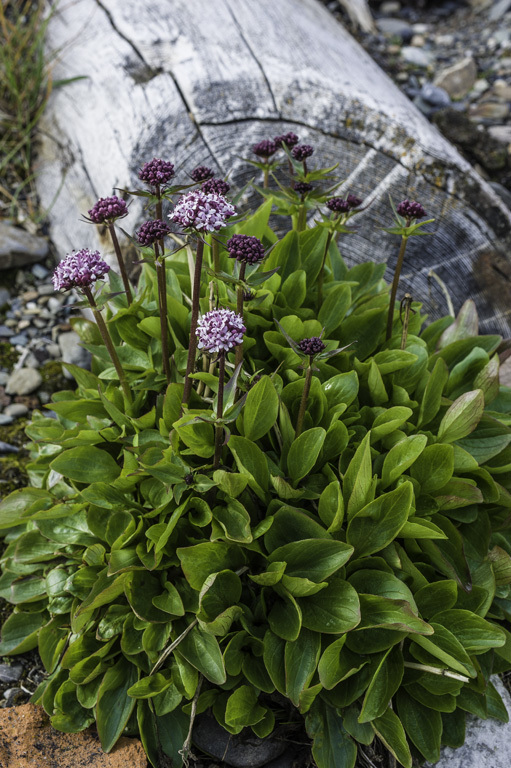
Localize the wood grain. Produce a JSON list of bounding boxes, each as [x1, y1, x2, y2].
[[36, 0, 511, 335]]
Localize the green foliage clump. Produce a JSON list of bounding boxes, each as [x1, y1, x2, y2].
[[0, 155, 511, 768]]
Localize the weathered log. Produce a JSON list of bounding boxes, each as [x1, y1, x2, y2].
[[36, 0, 511, 335]]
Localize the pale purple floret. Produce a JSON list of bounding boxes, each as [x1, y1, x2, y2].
[[52, 249, 110, 291], [88, 195, 128, 223], [139, 158, 175, 187], [298, 337, 326, 356], [397, 199, 426, 220], [196, 308, 246, 354], [171, 190, 236, 232]]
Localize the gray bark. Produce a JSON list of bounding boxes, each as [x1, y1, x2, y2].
[[36, 0, 511, 335]]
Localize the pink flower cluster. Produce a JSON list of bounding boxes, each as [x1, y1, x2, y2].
[[196, 309, 246, 354], [52, 249, 110, 291], [171, 190, 235, 232]]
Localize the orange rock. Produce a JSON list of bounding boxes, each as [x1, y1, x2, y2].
[[0, 703, 147, 768]]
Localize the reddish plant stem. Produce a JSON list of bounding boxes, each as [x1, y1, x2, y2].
[[82, 286, 132, 407], [214, 353, 226, 468], [235, 262, 247, 369], [154, 241, 172, 384], [182, 238, 204, 406], [386, 235, 408, 341], [295, 360, 313, 439], [108, 222, 132, 304], [317, 230, 334, 309]]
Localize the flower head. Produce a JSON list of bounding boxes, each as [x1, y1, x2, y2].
[[298, 336, 326, 356], [171, 190, 236, 232], [53, 249, 110, 291], [252, 139, 277, 158], [292, 144, 314, 161], [226, 234, 265, 264], [326, 197, 350, 214], [196, 308, 246, 354], [347, 194, 363, 209], [136, 219, 171, 246], [138, 158, 175, 188], [190, 165, 214, 183], [202, 177, 231, 196], [396, 199, 426, 220], [294, 181, 313, 195], [88, 195, 128, 224], [274, 131, 299, 148]]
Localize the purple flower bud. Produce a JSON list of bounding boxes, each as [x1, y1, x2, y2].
[[346, 194, 363, 209], [196, 308, 246, 354], [298, 337, 326, 356], [252, 139, 278, 158], [88, 195, 128, 224], [52, 249, 110, 291], [274, 132, 299, 148], [202, 177, 231, 196], [138, 158, 175, 188], [226, 234, 265, 264], [190, 165, 215, 183], [136, 219, 171, 246], [243, 289, 256, 301], [294, 181, 313, 195], [292, 144, 314, 162], [326, 197, 350, 213], [171, 190, 236, 232], [396, 199, 426, 220]]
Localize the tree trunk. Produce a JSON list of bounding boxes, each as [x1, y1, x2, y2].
[[36, 0, 511, 336]]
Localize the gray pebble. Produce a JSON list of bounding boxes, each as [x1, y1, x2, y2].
[[0, 325, 13, 338], [421, 82, 451, 106], [37, 284, 55, 296], [0, 372, 8, 386], [401, 46, 434, 67], [0, 221, 49, 271], [4, 403, 29, 418], [0, 288, 10, 308], [38, 391, 51, 404], [0, 414, 14, 426], [8, 334, 28, 346], [59, 331, 91, 377], [0, 664, 23, 684], [3, 687, 27, 707], [46, 343, 61, 359], [31, 263, 49, 279], [0, 442, 19, 454], [5, 367, 43, 396]]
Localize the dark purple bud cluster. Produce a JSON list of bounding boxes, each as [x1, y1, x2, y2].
[[292, 144, 314, 161], [138, 158, 175, 187], [136, 219, 171, 246], [252, 139, 278, 158], [53, 249, 110, 291], [226, 234, 265, 264], [326, 197, 350, 213], [274, 131, 299, 148], [196, 308, 246, 354], [294, 181, 313, 195], [202, 177, 231, 196], [243, 289, 256, 301], [190, 165, 215, 183], [396, 199, 426, 220], [298, 337, 326, 356], [346, 194, 363, 209], [88, 196, 128, 224]]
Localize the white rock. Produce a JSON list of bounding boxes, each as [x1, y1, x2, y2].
[[58, 331, 91, 378], [0, 221, 49, 270], [380, 0, 401, 14], [434, 57, 477, 99], [4, 404, 29, 418], [401, 46, 434, 67], [5, 368, 43, 396]]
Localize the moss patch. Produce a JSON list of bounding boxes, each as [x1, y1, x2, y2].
[[0, 341, 19, 372], [0, 419, 29, 498]]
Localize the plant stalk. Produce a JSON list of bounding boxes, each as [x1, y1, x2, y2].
[[212, 235, 220, 274], [154, 242, 172, 384], [82, 286, 132, 407], [317, 230, 334, 309], [263, 162, 269, 188], [182, 238, 204, 406], [295, 360, 313, 439], [403, 662, 469, 682], [213, 353, 226, 468], [386, 235, 408, 341], [107, 222, 132, 305], [296, 204, 307, 232], [235, 262, 247, 369]]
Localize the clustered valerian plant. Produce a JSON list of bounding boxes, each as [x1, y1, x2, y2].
[[0, 137, 511, 768]]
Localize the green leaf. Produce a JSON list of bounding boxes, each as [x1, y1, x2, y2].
[[127, 673, 172, 699], [381, 435, 427, 488], [317, 636, 349, 689], [372, 407, 412, 441], [411, 623, 476, 677], [417, 358, 449, 427], [281, 270, 307, 309], [371, 707, 412, 768], [213, 501, 252, 543], [359, 645, 404, 722], [269, 587, 302, 641], [224, 685, 266, 727], [396, 689, 442, 763], [414, 580, 458, 618], [177, 542, 245, 591], [319, 285, 351, 335], [268, 539, 353, 581], [178, 625, 226, 684], [347, 482, 413, 557], [300, 575, 361, 634], [287, 428, 326, 484], [318, 481, 344, 532], [437, 389, 485, 443], [96, 658, 138, 752], [0, 488, 52, 530], [357, 594, 433, 635], [264, 229, 300, 281], [243, 375, 279, 441], [343, 431, 372, 519], [0, 610, 46, 655], [430, 609, 505, 654], [50, 446, 121, 483], [323, 370, 359, 409], [263, 630, 286, 694], [306, 700, 357, 768], [410, 443, 454, 493], [228, 435, 269, 498], [285, 628, 321, 706]]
